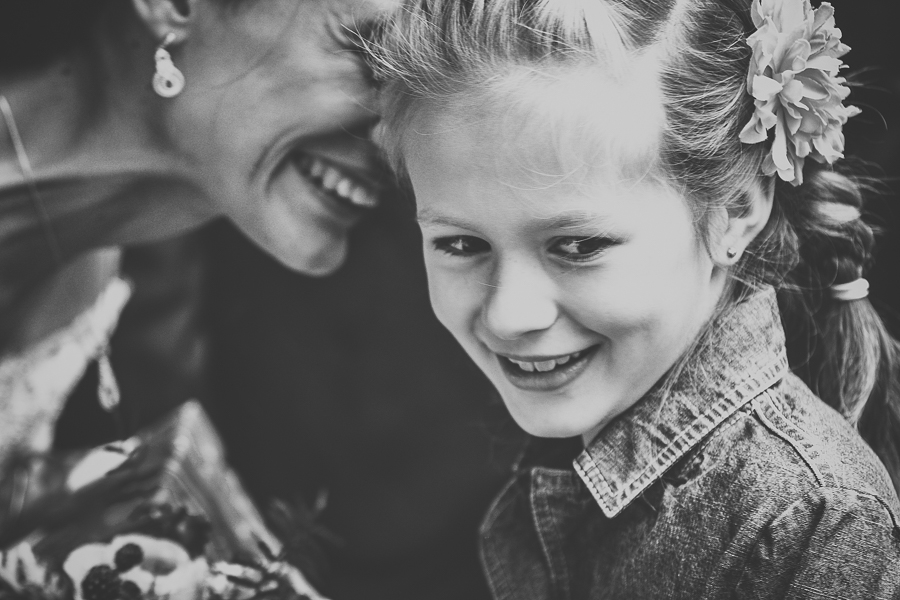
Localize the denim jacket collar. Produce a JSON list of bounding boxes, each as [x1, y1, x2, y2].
[[574, 287, 789, 519]]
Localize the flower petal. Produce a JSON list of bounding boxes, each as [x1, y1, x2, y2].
[[752, 74, 784, 101], [805, 54, 841, 74], [771, 114, 792, 173], [740, 117, 769, 144]]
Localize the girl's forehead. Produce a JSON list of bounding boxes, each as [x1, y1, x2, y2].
[[406, 58, 666, 187]]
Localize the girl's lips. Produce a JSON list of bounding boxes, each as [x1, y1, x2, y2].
[[496, 345, 600, 392]]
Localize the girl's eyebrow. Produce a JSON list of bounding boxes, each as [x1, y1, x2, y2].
[[537, 211, 611, 230], [416, 210, 472, 228], [417, 209, 612, 230]]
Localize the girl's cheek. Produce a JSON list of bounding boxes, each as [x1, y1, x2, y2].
[[426, 269, 472, 333]]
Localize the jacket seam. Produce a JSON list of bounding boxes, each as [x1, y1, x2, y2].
[[529, 470, 572, 600], [479, 475, 523, 600], [751, 389, 835, 488], [578, 351, 788, 518]]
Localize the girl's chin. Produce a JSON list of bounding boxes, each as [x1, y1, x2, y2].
[[503, 400, 599, 440]]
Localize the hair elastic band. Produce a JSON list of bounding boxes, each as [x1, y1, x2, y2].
[[816, 202, 861, 225], [831, 278, 869, 302]]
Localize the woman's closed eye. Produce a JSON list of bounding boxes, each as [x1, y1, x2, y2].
[[549, 236, 618, 262], [432, 235, 491, 257]]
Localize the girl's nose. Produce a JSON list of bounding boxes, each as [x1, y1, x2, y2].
[[481, 259, 558, 341]]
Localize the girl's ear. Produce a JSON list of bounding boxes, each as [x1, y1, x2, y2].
[[130, 0, 197, 42], [714, 177, 775, 265]]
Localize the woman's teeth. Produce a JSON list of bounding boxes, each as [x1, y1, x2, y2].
[[297, 154, 379, 209], [507, 351, 582, 373]]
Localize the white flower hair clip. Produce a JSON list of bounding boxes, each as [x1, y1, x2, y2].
[[739, 0, 860, 186]]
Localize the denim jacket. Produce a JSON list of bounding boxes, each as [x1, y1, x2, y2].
[[479, 288, 900, 600]]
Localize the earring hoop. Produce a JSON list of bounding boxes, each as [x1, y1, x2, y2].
[[153, 32, 185, 98]]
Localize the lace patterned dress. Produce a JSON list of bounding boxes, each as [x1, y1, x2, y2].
[[0, 277, 131, 470]]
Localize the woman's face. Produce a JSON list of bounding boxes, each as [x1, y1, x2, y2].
[[171, 0, 397, 275], [405, 78, 729, 443]]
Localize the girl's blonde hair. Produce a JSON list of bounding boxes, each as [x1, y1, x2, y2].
[[366, 0, 900, 494]]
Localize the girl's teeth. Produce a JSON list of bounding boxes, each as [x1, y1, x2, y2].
[[508, 350, 584, 373], [309, 160, 325, 178], [336, 179, 352, 197]]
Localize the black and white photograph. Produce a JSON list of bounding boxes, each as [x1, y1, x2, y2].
[[2, 0, 899, 599]]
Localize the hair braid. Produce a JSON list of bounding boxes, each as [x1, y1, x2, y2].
[[769, 166, 900, 489]]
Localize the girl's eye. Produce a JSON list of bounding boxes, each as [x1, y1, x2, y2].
[[433, 236, 491, 257], [550, 236, 616, 261]]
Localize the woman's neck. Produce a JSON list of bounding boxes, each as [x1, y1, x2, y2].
[[0, 27, 216, 352]]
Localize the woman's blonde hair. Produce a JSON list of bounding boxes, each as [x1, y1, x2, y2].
[[367, 0, 900, 494]]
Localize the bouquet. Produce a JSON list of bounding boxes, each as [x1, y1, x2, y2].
[[0, 402, 326, 600]]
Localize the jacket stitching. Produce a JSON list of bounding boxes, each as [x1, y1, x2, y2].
[[479, 475, 525, 600], [751, 389, 840, 488], [666, 407, 751, 488], [578, 352, 788, 518], [529, 470, 573, 600]]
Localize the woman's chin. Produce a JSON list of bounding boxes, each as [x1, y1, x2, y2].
[[279, 235, 350, 277]]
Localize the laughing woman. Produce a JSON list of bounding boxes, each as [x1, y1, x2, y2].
[[0, 0, 393, 470]]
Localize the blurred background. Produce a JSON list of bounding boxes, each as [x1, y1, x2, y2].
[[56, 1, 898, 599]]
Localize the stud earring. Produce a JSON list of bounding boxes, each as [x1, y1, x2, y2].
[[726, 248, 739, 260], [153, 32, 185, 98]]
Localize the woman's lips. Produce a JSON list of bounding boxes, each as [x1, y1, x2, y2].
[[294, 152, 381, 211], [496, 345, 600, 392]]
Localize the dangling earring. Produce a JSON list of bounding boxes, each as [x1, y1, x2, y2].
[[153, 32, 185, 98]]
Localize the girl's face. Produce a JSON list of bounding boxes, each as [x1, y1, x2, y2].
[[405, 83, 729, 443]]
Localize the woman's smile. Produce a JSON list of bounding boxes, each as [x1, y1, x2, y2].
[[296, 153, 380, 211], [277, 150, 382, 231]]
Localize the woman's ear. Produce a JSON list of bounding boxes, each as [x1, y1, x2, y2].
[[130, 0, 197, 42], [713, 177, 775, 265]]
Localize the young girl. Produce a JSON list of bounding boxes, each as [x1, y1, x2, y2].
[[368, 0, 900, 597]]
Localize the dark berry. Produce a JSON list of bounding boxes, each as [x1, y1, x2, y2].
[[177, 515, 211, 557], [119, 580, 142, 600], [114, 544, 144, 572], [82, 565, 121, 600]]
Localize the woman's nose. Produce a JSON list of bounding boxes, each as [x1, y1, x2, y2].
[[481, 260, 558, 341]]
